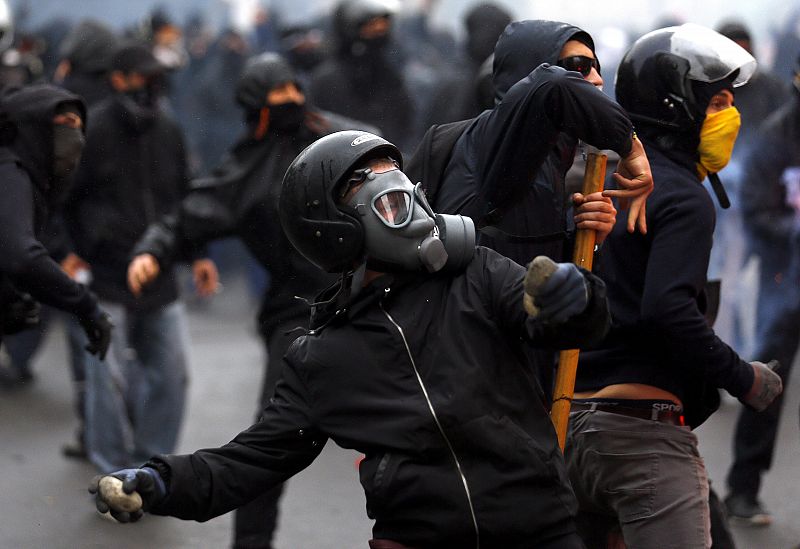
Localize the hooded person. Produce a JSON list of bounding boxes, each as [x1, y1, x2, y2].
[[89, 130, 614, 549], [565, 24, 782, 549], [0, 84, 111, 357], [54, 19, 118, 107], [723, 52, 800, 526], [422, 2, 512, 126], [61, 41, 203, 474], [126, 52, 380, 549], [309, 0, 416, 152], [407, 19, 649, 268], [405, 20, 654, 402]]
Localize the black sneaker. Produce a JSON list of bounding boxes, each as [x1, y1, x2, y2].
[[724, 493, 772, 526]]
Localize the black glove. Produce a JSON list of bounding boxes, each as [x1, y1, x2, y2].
[[528, 260, 589, 324], [740, 360, 783, 412], [88, 467, 167, 523], [78, 309, 113, 360], [2, 292, 40, 334]]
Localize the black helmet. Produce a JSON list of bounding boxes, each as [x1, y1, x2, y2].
[[333, 0, 394, 47], [280, 131, 402, 272], [615, 23, 755, 132], [235, 52, 296, 111]]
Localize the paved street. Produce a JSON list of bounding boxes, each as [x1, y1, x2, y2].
[[1, 273, 798, 548]]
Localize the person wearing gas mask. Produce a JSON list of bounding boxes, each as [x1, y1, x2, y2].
[[309, 0, 415, 153], [89, 130, 611, 549], [63, 42, 215, 473], [564, 25, 782, 549], [723, 55, 800, 527], [0, 84, 111, 366], [125, 53, 378, 549]]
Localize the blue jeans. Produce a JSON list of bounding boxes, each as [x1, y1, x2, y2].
[[81, 301, 189, 472]]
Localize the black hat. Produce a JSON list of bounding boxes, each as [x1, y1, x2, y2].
[[110, 42, 164, 75]]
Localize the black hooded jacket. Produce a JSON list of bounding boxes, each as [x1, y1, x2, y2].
[[66, 93, 189, 311], [309, 17, 415, 153], [133, 109, 378, 338], [575, 139, 755, 427], [407, 20, 631, 267], [58, 19, 117, 108], [0, 85, 98, 334], [739, 90, 800, 255], [148, 246, 612, 547]]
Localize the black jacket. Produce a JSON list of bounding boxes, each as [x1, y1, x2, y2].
[[132, 110, 377, 338], [408, 24, 633, 266], [149, 247, 611, 548], [309, 50, 415, 153], [0, 85, 98, 335], [739, 92, 800, 256], [67, 94, 189, 310], [576, 141, 755, 427]]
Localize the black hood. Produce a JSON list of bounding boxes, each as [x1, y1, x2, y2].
[[492, 20, 594, 101], [463, 3, 512, 66], [59, 19, 118, 75], [235, 52, 297, 111], [0, 84, 86, 196]]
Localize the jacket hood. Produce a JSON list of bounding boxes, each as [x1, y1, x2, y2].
[[463, 3, 512, 65], [0, 84, 86, 195], [59, 19, 118, 75], [492, 20, 594, 101]]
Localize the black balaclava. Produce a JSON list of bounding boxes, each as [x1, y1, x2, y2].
[[492, 20, 595, 102], [0, 84, 86, 207], [463, 3, 512, 66], [235, 53, 307, 137], [52, 105, 85, 179]]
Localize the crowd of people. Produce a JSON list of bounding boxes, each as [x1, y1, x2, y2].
[[1, 1, 799, 548]]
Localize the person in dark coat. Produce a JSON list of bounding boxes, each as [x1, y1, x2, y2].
[[0, 84, 111, 361], [0, 18, 118, 398], [127, 52, 379, 549], [566, 24, 782, 548], [422, 2, 512, 126], [53, 19, 118, 108], [405, 20, 653, 406], [723, 58, 800, 526], [64, 42, 212, 473], [309, 0, 415, 152], [407, 20, 652, 269], [90, 130, 612, 549]]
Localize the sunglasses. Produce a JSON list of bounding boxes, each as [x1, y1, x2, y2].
[[557, 55, 601, 77]]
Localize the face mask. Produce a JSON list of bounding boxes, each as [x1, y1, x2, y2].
[[350, 34, 389, 58], [696, 106, 741, 180], [52, 125, 85, 177], [267, 102, 306, 134], [346, 168, 475, 272]]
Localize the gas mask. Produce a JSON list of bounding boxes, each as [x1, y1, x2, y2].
[[52, 125, 85, 177], [345, 167, 475, 273], [696, 106, 741, 180]]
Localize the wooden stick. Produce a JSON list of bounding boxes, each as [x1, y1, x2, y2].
[[550, 151, 607, 450]]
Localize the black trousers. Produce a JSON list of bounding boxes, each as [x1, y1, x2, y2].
[[727, 246, 800, 498]]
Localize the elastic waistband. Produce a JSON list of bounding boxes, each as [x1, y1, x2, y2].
[[571, 398, 685, 426]]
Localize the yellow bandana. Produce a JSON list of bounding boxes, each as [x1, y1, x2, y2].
[[696, 107, 741, 180]]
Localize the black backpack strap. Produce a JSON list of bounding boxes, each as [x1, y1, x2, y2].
[[405, 119, 473, 209]]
